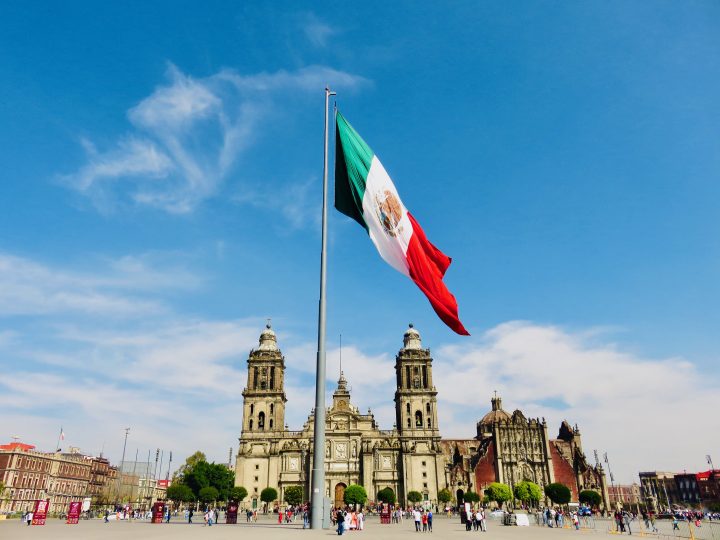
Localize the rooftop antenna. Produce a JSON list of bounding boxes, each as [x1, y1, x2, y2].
[[339, 333, 343, 376], [266, 317, 271, 327]]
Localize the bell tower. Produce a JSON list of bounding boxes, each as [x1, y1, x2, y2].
[[394, 324, 440, 436], [241, 324, 286, 434]]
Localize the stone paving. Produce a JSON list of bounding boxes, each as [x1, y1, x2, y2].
[[1, 514, 717, 540]]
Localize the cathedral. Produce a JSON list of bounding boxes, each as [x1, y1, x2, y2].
[[234, 324, 608, 510]]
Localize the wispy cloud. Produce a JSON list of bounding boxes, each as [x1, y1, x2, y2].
[[62, 64, 368, 215], [0, 251, 199, 317], [301, 13, 338, 48]]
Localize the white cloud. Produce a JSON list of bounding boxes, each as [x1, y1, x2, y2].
[[301, 13, 338, 48], [63, 64, 368, 215]]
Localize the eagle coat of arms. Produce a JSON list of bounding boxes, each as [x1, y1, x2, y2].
[[374, 189, 404, 237]]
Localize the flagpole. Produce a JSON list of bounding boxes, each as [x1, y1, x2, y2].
[[311, 86, 335, 529], [55, 426, 63, 453]]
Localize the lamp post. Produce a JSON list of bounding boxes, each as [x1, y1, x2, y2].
[[116, 428, 130, 506]]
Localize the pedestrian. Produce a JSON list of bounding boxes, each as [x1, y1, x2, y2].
[[358, 509, 365, 531], [480, 508, 487, 532], [188, 508, 194, 524], [303, 507, 309, 529], [336, 509, 345, 535], [26, 511, 33, 526], [421, 510, 428, 532], [414, 508, 422, 532], [427, 509, 433, 533], [104, 509, 110, 523]]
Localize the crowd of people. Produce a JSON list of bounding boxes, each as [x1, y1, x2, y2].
[[333, 507, 365, 534]]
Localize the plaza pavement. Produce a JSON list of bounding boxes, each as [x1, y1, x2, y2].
[[1, 514, 716, 540]]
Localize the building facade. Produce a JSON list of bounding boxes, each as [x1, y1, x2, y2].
[[234, 324, 607, 509], [0, 442, 113, 513]]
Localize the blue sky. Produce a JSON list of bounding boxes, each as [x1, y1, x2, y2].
[[0, 2, 718, 483]]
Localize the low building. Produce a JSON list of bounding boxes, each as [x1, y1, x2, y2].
[[639, 471, 680, 511], [0, 441, 117, 513], [607, 483, 642, 510]]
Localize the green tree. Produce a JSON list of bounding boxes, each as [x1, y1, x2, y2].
[[284, 485, 304, 506], [182, 460, 235, 501], [167, 483, 195, 503], [175, 451, 207, 479], [485, 483, 512, 507], [344, 484, 368, 507], [464, 490, 481, 504], [544, 483, 571, 505], [228, 486, 248, 502], [377, 487, 397, 505], [438, 488, 452, 505], [579, 490, 602, 507], [198, 486, 219, 504], [407, 491, 423, 505], [261, 487, 278, 508], [514, 481, 542, 507]]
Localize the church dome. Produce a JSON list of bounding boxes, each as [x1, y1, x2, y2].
[[258, 323, 279, 351], [478, 395, 510, 427], [403, 323, 422, 350]]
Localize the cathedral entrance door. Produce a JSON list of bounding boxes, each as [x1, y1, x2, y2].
[[334, 483, 347, 508]]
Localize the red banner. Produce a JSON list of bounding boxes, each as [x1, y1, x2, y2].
[[31, 499, 49, 525], [226, 501, 238, 524], [151, 501, 165, 524], [67, 501, 81, 524]]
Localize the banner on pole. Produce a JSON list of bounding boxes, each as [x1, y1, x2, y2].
[[31, 499, 49, 525], [67, 501, 81, 524], [226, 501, 238, 524]]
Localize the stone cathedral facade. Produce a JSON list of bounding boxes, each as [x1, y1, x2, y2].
[[234, 324, 608, 510]]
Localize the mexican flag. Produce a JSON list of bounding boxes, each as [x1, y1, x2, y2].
[[335, 111, 469, 335]]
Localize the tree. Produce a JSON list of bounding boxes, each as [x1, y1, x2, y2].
[[438, 488, 452, 505], [167, 483, 195, 503], [464, 490, 481, 504], [377, 487, 396, 505], [344, 484, 368, 507], [228, 486, 248, 502], [514, 481, 542, 507], [261, 487, 278, 507], [485, 483, 512, 507], [284, 485, 304, 506], [182, 459, 235, 501], [544, 483, 571, 505], [198, 486, 219, 504], [579, 490, 602, 507], [407, 491, 423, 505], [175, 451, 207, 479]]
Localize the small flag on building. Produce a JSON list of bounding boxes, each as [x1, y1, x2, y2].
[[335, 111, 469, 335]]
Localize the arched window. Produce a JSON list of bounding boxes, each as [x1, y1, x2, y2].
[[426, 403, 431, 414], [415, 410, 423, 427], [253, 367, 259, 389], [258, 411, 265, 430], [407, 418, 411, 428], [427, 418, 432, 428], [270, 403, 274, 415], [250, 404, 254, 415], [270, 419, 274, 429], [270, 367, 275, 389], [406, 403, 410, 415]]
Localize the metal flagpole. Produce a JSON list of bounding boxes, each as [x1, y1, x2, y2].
[[310, 85, 335, 529]]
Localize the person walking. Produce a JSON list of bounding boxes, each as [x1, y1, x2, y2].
[[104, 509, 109, 523], [188, 508, 194, 524], [414, 508, 422, 532], [421, 510, 428, 532], [358, 509, 365, 531], [427, 509, 433, 533]]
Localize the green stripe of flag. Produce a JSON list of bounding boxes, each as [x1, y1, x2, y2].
[[335, 111, 374, 230]]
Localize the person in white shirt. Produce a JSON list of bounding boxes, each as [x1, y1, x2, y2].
[[413, 509, 422, 531]]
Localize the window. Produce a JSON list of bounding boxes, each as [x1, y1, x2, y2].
[[254, 487, 258, 493], [415, 410, 423, 427], [254, 476, 259, 482], [255, 464, 259, 470], [270, 367, 275, 389], [269, 419, 274, 429], [423, 482, 428, 488], [405, 366, 411, 388], [258, 412, 265, 430], [249, 419, 253, 430], [427, 418, 432, 428], [270, 404, 274, 415], [422, 461, 426, 466], [422, 472, 427, 478], [406, 403, 410, 415], [250, 404, 254, 415], [426, 403, 431, 414], [407, 418, 411, 428]]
